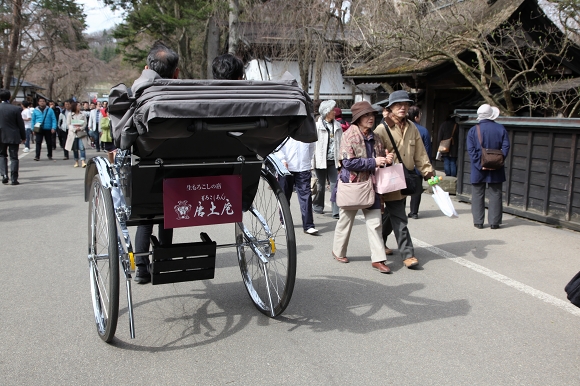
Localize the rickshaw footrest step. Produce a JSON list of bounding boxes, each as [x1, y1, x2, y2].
[[151, 240, 217, 285]]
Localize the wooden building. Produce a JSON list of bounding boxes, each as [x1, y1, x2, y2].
[[456, 117, 580, 231], [344, 0, 580, 159]]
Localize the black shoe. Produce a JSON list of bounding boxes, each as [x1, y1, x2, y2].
[[33, 157, 39, 161], [134, 266, 151, 284], [490, 224, 500, 229], [1, 176, 8, 184], [332, 214, 339, 219], [47, 156, 53, 160], [62, 157, 69, 160], [474, 224, 483, 229], [409, 213, 418, 219], [11, 181, 19, 185]]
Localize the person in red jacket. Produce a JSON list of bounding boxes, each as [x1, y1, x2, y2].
[[334, 107, 351, 132]]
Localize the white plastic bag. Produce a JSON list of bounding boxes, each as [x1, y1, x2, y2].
[[431, 185, 458, 218]]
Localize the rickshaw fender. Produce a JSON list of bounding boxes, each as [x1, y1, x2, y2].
[[84, 157, 115, 202]]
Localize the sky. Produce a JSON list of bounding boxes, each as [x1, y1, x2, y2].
[[77, 0, 124, 34]]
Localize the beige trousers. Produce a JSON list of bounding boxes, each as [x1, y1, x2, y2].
[[332, 208, 386, 263]]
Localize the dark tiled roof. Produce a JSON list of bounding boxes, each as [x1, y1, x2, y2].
[[9, 77, 44, 90]]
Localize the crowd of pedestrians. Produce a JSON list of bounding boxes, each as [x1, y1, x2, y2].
[[274, 90, 509, 275], [0, 89, 115, 187], [0, 43, 509, 280]]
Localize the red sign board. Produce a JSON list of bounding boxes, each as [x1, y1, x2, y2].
[[163, 175, 242, 229]]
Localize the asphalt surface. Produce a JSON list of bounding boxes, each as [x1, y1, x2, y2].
[[1, 145, 580, 385]]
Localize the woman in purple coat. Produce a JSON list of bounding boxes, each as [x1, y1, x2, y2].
[[466, 104, 510, 229], [331, 101, 394, 274]]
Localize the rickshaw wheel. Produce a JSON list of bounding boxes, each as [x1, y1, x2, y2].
[[88, 175, 119, 342], [236, 169, 297, 317]]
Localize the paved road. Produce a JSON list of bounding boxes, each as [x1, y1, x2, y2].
[[1, 146, 580, 385]]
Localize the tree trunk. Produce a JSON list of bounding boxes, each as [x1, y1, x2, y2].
[[228, 0, 240, 55], [3, 0, 23, 99], [204, 16, 220, 79], [313, 38, 326, 100], [297, 28, 312, 92]]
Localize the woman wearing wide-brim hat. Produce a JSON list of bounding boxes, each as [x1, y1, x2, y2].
[[331, 101, 394, 274]]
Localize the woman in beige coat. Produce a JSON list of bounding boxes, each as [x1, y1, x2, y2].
[[64, 101, 87, 168]]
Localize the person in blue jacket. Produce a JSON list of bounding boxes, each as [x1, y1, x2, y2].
[[31, 96, 57, 161], [467, 104, 510, 229], [407, 106, 432, 219]]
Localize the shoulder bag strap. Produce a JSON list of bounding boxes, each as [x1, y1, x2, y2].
[[384, 123, 404, 165], [476, 124, 483, 149], [450, 123, 457, 144], [40, 108, 48, 127]]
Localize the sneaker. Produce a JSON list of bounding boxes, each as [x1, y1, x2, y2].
[[304, 228, 319, 235], [23, 147, 29, 153], [134, 265, 151, 284], [1, 176, 8, 184]]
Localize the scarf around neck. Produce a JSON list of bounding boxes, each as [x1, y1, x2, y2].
[[340, 124, 383, 182]]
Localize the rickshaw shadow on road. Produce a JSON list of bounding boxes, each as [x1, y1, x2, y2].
[[279, 275, 470, 333], [111, 275, 469, 351]]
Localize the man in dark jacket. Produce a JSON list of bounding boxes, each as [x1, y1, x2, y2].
[[132, 42, 180, 284], [437, 113, 459, 176], [467, 104, 510, 229], [0, 89, 26, 185]]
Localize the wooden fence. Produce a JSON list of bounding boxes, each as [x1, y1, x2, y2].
[[456, 117, 580, 231]]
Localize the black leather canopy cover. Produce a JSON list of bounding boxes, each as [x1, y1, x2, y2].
[[109, 70, 317, 157]]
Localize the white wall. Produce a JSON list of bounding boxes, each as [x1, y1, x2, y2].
[[245, 59, 355, 100]]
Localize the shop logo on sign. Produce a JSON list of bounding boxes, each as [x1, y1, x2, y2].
[[174, 200, 192, 220], [163, 175, 242, 229]]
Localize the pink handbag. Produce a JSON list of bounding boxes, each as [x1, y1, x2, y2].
[[375, 164, 407, 194]]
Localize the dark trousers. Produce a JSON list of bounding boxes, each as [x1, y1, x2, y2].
[[57, 130, 68, 158], [35, 130, 53, 158], [381, 199, 415, 260], [51, 131, 57, 149], [409, 191, 422, 215], [471, 182, 503, 226], [0, 144, 19, 182], [313, 162, 339, 216], [443, 156, 457, 177], [89, 130, 100, 151], [134, 224, 174, 266], [278, 170, 315, 231]]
